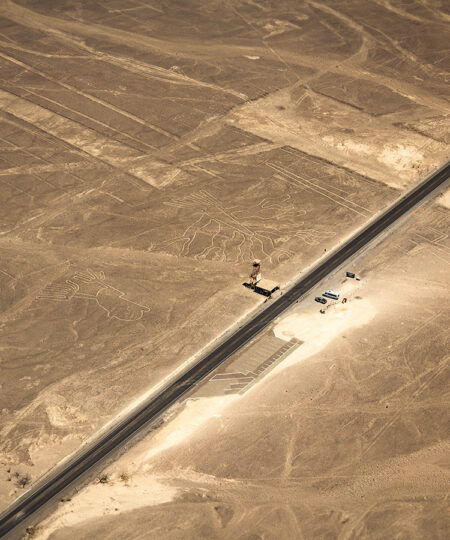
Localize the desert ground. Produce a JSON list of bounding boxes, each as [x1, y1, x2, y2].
[[31, 181, 450, 540], [0, 0, 448, 522]]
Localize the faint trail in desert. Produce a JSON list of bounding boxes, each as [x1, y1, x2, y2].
[[227, 3, 300, 85], [93, 53, 247, 102], [282, 422, 299, 481], [2, 0, 447, 115], [0, 114, 155, 202], [271, 162, 372, 213], [360, 355, 449, 460], [0, 50, 177, 143], [374, 0, 450, 26], [269, 165, 370, 217], [0, 133, 74, 198], [0, 90, 169, 190], [0, 39, 88, 58], [310, 0, 449, 78], [0, 161, 93, 177], [11, 86, 158, 152], [178, 141, 278, 167], [0, 0, 246, 101]]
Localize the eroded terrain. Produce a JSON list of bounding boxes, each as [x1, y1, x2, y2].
[[0, 0, 449, 514], [34, 186, 450, 540]]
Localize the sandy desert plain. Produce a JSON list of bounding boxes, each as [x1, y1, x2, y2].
[[32, 181, 450, 540], [0, 0, 448, 537]]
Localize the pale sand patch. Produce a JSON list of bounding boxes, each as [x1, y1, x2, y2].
[[137, 286, 373, 461], [45, 402, 85, 428], [379, 144, 424, 171], [32, 399, 240, 538], [143, 395, 240, 463], [34, 475, 177, 540], [28, 435, 82, 475], [228, 86, 445, 189], [437, 186, 450, 209], [271, 297, 376, 373], [129, 284, 372, 462], [325, 139, 372, 156]]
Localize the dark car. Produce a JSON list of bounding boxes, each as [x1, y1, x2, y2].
[[315, 296, 327, 304]]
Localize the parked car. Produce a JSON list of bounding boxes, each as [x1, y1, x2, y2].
[[323, 290, 340, 300], [315, 296, 327, 304]]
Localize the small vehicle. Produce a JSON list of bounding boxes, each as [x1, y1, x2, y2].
[[315, 296, 327, 304], [323, 290, 339, 300], [346, 272, 355, 278]]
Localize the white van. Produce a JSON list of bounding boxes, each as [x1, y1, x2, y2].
[[323, 290, 339, 300]]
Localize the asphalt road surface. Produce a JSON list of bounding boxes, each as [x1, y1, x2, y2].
[[0, 161, 449, 538]]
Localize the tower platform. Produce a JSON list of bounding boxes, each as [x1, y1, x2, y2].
[[243, 279, 280, 297]]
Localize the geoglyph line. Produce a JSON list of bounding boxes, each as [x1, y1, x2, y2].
[[37, 269, 150, 322]]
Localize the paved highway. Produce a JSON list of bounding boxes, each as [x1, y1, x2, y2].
[[0, 161, 449, 538]]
